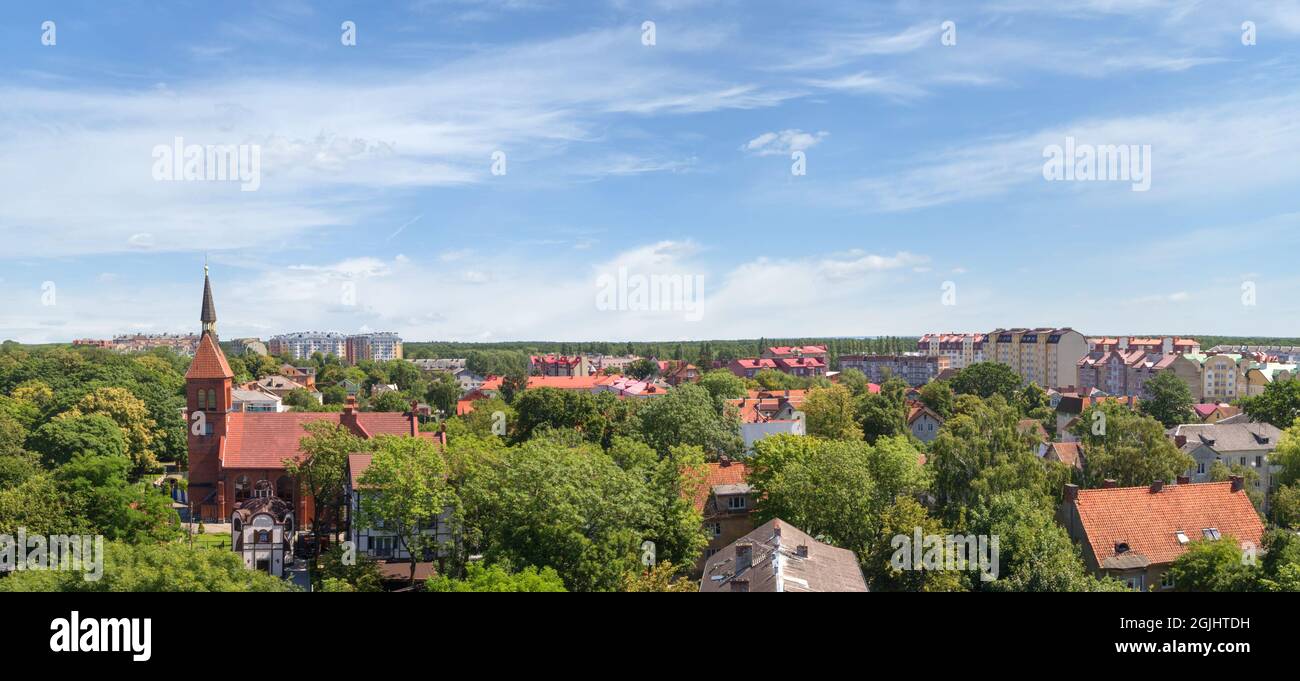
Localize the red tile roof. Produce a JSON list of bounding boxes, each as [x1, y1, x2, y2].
[[348, 453, 373, 487], [526, 375, 616, 390], [1071, 481, 1263, 568], [693, 461, 750, 513], [186, 333, 234, 380], [221, 411, 416, 469]]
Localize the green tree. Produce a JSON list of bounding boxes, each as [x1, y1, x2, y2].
[[458, 438, 653, 591], [425, 372, 462, 417], [698, 369, 747, 402], [1270, 483, 1300, 529], [1165, 539, 1259, 592], [950, 362, 1021, 402], [918, 381, 955, 420], [863, 496, 967, 592], [286, 421, 369, 562], [1140, 371, 1195, 428], [426, 562, 567, 592], [637, 384, 743, 458], [369, 390, 410, 412], [28, 413, 129, 467], [358, 434, 461, 586], [621, 561, 698, 592], [62, 387, 159, 474], [802, 385, 863, 440], [0, 541, 296, 592], [1074, 403, 1194, 488], [626, 358, 658, 380], [1239, 378, 1300, 429]]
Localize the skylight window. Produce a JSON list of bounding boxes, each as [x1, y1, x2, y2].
[[1175, 531, 1189, 545], [1203, 528, 1221, 540]]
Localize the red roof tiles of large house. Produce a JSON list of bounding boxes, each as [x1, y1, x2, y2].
[[221, 411, 417, 468], [692, 461, 750, 513], [186, 332, 234, 380], [1072, 481, 1263, 568]]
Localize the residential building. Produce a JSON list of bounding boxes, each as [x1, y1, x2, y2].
[[529, 354, 589, 377], [112, 333, 201, 356], [1245, 363, 1296, 397], [1199, 353, 1249, 402], [346, 332, 403, 364], [906, 401, 944, 443], [1040, 442, 1085, 471], [659, 360, 700, 386], [987, 327, 1088, 389], [840, 354, 948, 387], [243, 375, 319, 403], [1077, 338, 1204, 400], [761, 345, 829, 363], [72, 338, 114, 348], [345, 454, 454, 565], [410, 358, 467, 374], [916, 332, 988, 369], [700, 518, 869, 592], [728, 391, 806, 452], [1171, 421, 1283, 504], [584, 354, 642, 373], [727, 358, 777, 378], [595, 376, 669, 397], [1192, 404, 1241, 424], [268, 331, 347, 360], [1208, 344, 1300, 363], [279, 364, 316, 389], [1089, 337, 1201, 354], [693, 459, 755, 575], [1057, 479, 1264, 590], [235, 338, 269, 356], [231, 388, 287, 413], [772, 355, 826, 377]]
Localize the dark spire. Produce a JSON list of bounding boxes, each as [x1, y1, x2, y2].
[[201, 263, 218, 337]]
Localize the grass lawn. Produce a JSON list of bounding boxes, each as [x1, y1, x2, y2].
[[189, 533, 231, 550]]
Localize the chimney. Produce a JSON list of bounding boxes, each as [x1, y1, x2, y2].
[[773, 521, 782, 543], [719, 454, 731, 468], [735, 542, 753, 572], [1103, 479, 1118, 489], [1063, 483, 1079, 503], [1176, 475, 1190, 485], [1150, 480, 1164, 493], [408, 400, 420, 437], [1230, 475, 1244, 492], [341, 395, 359, 430], [795, 544, 809, 558]]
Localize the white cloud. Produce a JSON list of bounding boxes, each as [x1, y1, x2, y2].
[[741, 129, 829, 157]]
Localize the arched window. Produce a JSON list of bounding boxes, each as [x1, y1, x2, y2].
[[207, 389, 217, 410], [276, 476, 295, 505], [196, 389, 207, 410], [234, 475, 251, 501]]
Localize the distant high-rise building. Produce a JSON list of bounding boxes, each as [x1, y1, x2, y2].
[[268, 332, 347, 360], [346, 332, 403, 364]]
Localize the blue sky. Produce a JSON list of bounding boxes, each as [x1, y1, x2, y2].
[[2, 0, 1299, 343]]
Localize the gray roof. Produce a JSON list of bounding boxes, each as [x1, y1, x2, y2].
[[1171, 422, 1282, 453], [200, 273, 217, 324], [701, 518, 868, 593], [712, 483, 752, 496]]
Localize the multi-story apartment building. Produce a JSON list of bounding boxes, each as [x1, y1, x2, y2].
[[839, 354, 948, 387], [1200, 353, 1249, 402], [916, 333, 987, 369], [346, 332, 403, 364], [1208, 344, 1300, 363], [268, 331, 347, 360], [113, 333, 201, 355], [1089, 337, 1201, 354], [1076, 338, 1204, 400], [761, 345, 829, 363], [529, 354, 590, 377], [988, 327, 1088, 389]]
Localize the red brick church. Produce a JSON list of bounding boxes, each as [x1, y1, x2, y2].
[[185, 269, 435, 528]]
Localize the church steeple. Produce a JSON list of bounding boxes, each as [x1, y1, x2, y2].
[[200, 263, 218, 338]]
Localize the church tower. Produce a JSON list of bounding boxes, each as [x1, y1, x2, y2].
[[186, 266, 234, 521]]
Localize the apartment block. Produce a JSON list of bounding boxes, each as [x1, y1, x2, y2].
[[268, 331, 347, 360], [839, 353, 948, 387], [916, 333, 987, 369], [988, 327, 1088, 389], [346, 332, 403, 364]]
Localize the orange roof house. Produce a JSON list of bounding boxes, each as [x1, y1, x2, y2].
[[1058, 479, 1264, 590]]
